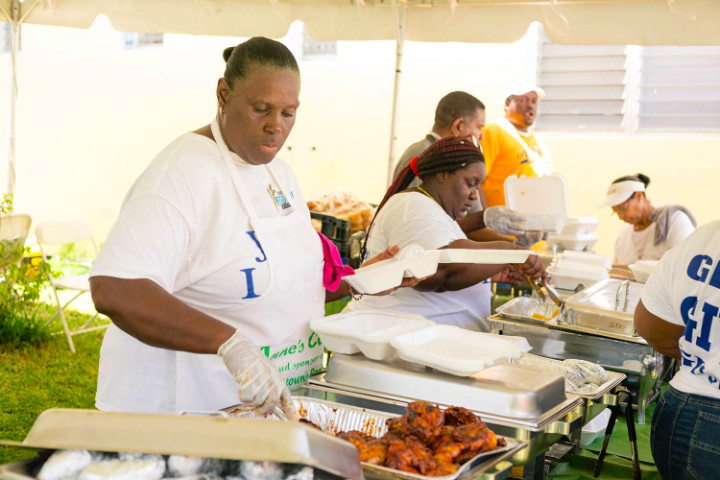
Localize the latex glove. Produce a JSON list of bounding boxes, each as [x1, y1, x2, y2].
[[515, 231, 545, 247], [218, 330, 297, 419], [483, 206, 528, 236]]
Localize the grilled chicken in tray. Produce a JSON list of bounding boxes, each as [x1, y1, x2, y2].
[[337, 401, 506, 477]]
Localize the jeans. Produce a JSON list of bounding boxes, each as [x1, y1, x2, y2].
[[651, 385, 720, 480]]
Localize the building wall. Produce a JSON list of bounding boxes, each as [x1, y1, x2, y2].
[[1, 19, 718, 260]]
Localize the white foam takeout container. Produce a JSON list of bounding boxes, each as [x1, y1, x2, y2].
[[345, 249, 533, 295], [390, 325, 532, 376], [310, 310, 434, 361], [558, 251, 611, 270], [561, 216, 599, 236], [547, 233, 598, 252], [504, 174, 569, 233], [344, 250, 440, 294], [437, 249, 533, 265], [629, 260, 659, 283], [547, 261, 608, 291]]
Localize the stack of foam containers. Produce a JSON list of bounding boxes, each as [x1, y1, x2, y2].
[[547, 250, 611, 291], [547, 216, 599, 252]]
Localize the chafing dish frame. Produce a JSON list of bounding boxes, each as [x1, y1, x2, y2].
[[488, 314, 673, 424]]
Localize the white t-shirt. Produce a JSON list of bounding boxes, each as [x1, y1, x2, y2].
[[90, 132, 314, 413], [347, 192, 492, 331], [641, 220, 720, 400], [614, 210, 695, 265]]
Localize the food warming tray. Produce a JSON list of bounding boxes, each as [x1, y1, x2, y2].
[[316, 353, 580, 429], [0, 408, 362, 480], [226, 396, 525, 480], [563, 278, 644, 336]]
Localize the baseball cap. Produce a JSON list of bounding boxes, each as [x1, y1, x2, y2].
[[599, 180, 645, 208], [504, 80, 546, 100]]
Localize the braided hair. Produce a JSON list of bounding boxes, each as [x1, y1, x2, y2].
[[361, 135, 484, 259]]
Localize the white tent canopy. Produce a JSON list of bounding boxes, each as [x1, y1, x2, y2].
[[3, 0, 720, 46], [1, 0, 719, 193]]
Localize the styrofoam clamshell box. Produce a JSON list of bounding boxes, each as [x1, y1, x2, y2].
[[390, 325, 531, 376], [629, 260, 659, 283], [547, 233, 598, 252], [504, 174, 568, 233], [547, 262, 608, 291], [344, 250, 440, 294], [310, 310, 434, 360], [561, 216, 599, 235]]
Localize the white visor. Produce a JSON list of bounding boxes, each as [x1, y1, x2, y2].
[[599, 180, 645, 208]]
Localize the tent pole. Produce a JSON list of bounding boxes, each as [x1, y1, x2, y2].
[[386, 0, 407, 188], [6, 0, 19, 196]]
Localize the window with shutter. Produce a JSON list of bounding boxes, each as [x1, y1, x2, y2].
[[638, 46, 720, 132], [536, 26, 720, 134], [536, 31, 628, 132]]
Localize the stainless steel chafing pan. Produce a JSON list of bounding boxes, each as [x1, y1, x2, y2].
[[225, 396, 525, 480]]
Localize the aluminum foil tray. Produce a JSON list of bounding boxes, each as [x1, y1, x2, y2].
[[226, 396, 522, 480], [0, 409, 361, 480], [495, 297, 561, 323]]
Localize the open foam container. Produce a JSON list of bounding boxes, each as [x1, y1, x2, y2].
[[390, 325, 532, 376], [310, 310, 434, 361], [504, 174, 568, 233]]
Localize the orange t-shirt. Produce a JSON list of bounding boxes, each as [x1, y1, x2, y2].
[[479, 122, 540, 207]]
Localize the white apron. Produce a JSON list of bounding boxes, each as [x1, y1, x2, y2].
[[173, 119, 325, 413]]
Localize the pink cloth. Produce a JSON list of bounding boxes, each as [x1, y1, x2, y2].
[[317, 232, 355, 292]]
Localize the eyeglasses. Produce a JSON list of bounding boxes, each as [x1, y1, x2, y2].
[[612, 197, 633, 216]]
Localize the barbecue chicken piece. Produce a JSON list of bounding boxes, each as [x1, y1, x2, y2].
[[337, 401, 505, 477], [453, 422, 504, 463], [405, 401, 445, 444], [337, 431, 387, 465], [386, 435, 437, 475], [444, 406, 482, 426]]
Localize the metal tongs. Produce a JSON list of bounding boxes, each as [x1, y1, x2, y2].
[[521, 271, 565, 311]]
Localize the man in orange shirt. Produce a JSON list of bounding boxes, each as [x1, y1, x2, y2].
[[480, 81, 552, 207]]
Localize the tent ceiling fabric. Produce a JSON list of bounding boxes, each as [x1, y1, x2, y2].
[[4, 0, 720, 45]]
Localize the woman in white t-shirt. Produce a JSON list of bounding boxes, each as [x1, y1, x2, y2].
[[635, 221, 720, 479], [89, 37, 411, 418], [599, 173, 696, 268], [347, 135, 546, 331]]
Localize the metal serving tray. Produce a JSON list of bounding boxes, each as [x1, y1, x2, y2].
[[225, 396, 525, 480], [488, 314, 671, 424], [319, 354, 580, 431], [563, 278, 644, 336], [510, 353, 626, 401], [0, 408, 362, 480]]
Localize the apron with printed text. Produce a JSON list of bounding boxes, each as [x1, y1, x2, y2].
[[173, 119, 325, 413]]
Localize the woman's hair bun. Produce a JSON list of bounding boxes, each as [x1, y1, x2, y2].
[[223, 46, 235, 64], [636, 173, 651, 187]]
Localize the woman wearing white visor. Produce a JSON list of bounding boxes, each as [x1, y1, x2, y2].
[[600, 173, 697, 267]]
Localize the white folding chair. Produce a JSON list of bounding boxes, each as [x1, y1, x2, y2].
[[35, 220, 108, 353], [0, 213, 31, 266]]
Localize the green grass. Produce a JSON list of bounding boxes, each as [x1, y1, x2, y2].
[[0, 306, 105, 465]]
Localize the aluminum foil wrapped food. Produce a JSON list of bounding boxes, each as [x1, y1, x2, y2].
[[511, 354, 608, 394], [33, 451, 338, 480]]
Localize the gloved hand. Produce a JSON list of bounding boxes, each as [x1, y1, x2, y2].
[[218, 330, 297, 419], [515, 231, 545, 247], [483, 206, 528, 236]]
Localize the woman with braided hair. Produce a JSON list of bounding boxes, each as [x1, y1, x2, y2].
[[348, 136, 546, 331]]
